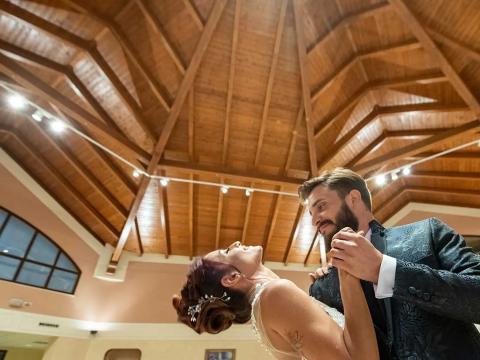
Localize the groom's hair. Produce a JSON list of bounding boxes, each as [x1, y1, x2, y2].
[[298, 168, 372, 211]]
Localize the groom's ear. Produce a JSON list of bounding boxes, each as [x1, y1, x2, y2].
[[221, 271, 242, 288]]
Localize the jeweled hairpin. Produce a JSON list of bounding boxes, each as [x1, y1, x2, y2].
[[188, 292, 231, 323]]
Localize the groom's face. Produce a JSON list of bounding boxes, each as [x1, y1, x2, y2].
[[307, 185, 359, 250]]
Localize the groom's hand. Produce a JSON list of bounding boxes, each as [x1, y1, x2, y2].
[[329, 228, 382, 283]]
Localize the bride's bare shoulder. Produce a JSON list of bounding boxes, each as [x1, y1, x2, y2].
[[261, 279, 310, 311]]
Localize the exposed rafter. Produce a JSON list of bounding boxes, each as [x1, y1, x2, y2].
[[4, 130, 119, 240], [62, 0, 172, 112], [353, 119, 480, 174], [307, 2, 391, 55], [427, 27, 480, 63], [111, 0, 227, 264], [283, 204, 305, 265], [0, 0, 155, 143], [304, 231, 319, 265], [0, 52, 150, 163], [182, 0, 204, 30], [222, 0, 241, 165], [134, 217, 144, 255], [318, 103, 469, 168], [135, 0, 186, 74], [313, 72, 448, 141], [311, 39, 421, 103], [158, 172, 171, 258], [254, 0, 287, 167], [293, 0, 318, 175], [389, 0, 480, 116]]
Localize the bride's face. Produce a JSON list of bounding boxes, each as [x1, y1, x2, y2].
[[204, 241, 263, 278]]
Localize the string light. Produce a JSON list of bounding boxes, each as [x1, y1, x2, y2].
[[1, 83, 479, 197], [132, 169, 141, 178], [402, 167, 411, 176], [50, 119, 66, 133], [7, 93, 26, 109], [375, 174, 387, 186], [31, 110, 43, 122]]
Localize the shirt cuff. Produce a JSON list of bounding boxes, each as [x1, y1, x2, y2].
[[373, 254, 396, 299]]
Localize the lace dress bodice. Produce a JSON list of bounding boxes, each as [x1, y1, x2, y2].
[[250, 282, 345, 360]]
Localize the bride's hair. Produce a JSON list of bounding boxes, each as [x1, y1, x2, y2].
[[172, 257, 252, 334]]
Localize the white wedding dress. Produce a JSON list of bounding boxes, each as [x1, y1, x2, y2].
[[250, 282, 345, 360]]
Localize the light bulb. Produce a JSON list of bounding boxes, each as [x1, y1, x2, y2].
[[391, 172, 399, 181], [221, 186, 229, 194], [132, 170, 141, 178], [160, 178, 169, 187], [7, 94, 27, 109], [375, 174, 387, 186], [245, 189, 252, 197], [402, 167, 411, 176], [50, 120, 66, 133], [31, 110, 43, 122]]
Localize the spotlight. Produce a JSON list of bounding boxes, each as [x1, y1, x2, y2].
[[31, 110, 43, 122], [160, 178, 169, 187], [402, 167, 411, 176], [7, 94, 27, 109], [245, 189, 252, 197], [375, 174, 387, 186], [132, 169, 141, 178], [50, 120, 66, 133], [391, 172, 399, 181], [221, 186, 229, 194]]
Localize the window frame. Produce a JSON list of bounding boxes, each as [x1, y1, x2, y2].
[[0, 207, 81, 294]]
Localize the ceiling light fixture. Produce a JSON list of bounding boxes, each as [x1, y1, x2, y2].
[[221, 186, 229, 194], [50, 119, 66, 133], [160, 178, 169, 187], [375, 174, 387, 186], [31, 110, 43, 122], [7, 93, 27, 109]]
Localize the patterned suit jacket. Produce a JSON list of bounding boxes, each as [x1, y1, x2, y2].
[[309, 218, 480, 360]]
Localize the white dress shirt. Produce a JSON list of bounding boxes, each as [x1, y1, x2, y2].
[[365, 229, 396, 299]]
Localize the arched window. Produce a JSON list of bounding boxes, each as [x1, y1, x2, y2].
[[0, 207, 80, 294]]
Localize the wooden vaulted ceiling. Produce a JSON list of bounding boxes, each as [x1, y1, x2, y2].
[[0, 0, 479, 269]]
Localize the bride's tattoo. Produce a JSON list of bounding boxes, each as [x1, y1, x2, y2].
[[287, 330, 304, 354]]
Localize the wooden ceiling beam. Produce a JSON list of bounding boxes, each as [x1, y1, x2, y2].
[[62, 0, 172, 112], [313, 72, 448, 142], [254, 0, 287, 167], [307, 2, 391, 55], [49, 104, 138, 196], [405, 151, 480, 161], [157, 174, 171, 258], [311, 39, 421, 103], [353, 119, 480, 174], [346, 132, 387, 168], [284, 104, 304, 171], [293, 0, 317, 175], [0, 0, 157, 141], [262, 190, 282, 261], [134, 217, 144, 256], [135, 0, 186, 74], [157, 159, 305, 187], [283, 204, 305, 265], [182, 0, 204, 30], [17, 117, 129, 218], [374, 186, 480, 216], [5, 130, 119, 240], [222, 0, 241, 165], [0, 52, 150, 164], [427, 27, 480, 63], [303, 231, 319, 266], [0, 39, 125, 135], [188, 91, 196, 257], [214, 183, 224, 250], [240, 194, 253, 245], [111, 0, 227, 263], [317, 102, 468, 168], [389, 0, 480, 117]]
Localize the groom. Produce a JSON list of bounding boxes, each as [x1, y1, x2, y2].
[[299, 168, 480, 360]]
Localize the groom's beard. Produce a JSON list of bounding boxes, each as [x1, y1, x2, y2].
[[323, 201, 359, 252]]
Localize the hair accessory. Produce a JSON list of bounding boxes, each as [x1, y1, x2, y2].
[[188, 292, 231, 323]]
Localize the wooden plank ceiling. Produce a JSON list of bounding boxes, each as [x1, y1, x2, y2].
[[0, 0, 479, 269]]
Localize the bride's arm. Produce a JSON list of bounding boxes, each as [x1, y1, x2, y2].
[[262, 279, 378, 360], [338, 269, 379, 360]]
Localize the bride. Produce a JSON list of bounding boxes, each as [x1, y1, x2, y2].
[[172, 239, 379, 360]]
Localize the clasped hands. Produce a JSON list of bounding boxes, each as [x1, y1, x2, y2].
[[309, 227, 383, 284]]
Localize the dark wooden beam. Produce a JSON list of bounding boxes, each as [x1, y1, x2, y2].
[[111, 0, 227, 263], [353, 119, 480, 174], [283, 204, 305, 265]]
